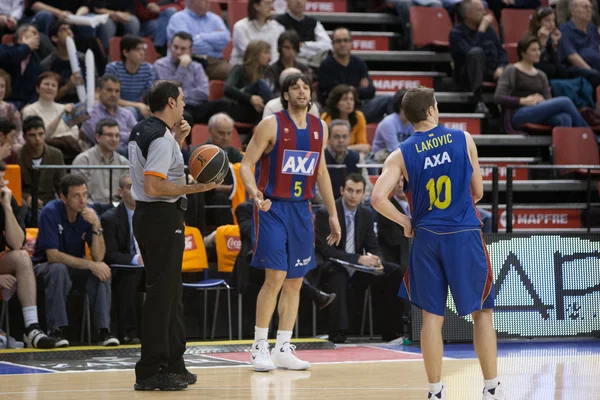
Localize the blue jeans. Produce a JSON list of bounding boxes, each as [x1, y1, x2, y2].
[[512, 96, 589, 128], [97, 15, 141, 52], [140, 8, 177, 47]]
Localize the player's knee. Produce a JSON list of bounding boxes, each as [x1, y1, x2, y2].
[[262, 270, 286, 293], [422, 310, 444, 328], [282, 277, 303, 292], [472, 308, 493, 324]]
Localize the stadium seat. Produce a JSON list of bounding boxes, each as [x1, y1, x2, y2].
[[504, 43, 518, 64], [1, 34, 14, 45], [223, 40, 233, 62], [501, 108, 552, 134], [5, 165, 22, 206], [182, 225, 209, 272], [190, 124, 243, 149], [552, 127, 600, 176], [501, 9, 534, 45], [209, 80, 225, 101], [182, 279, 232, 340], [215, 224, 241, 273], [366, 123, 377, 144], [409, 7, 452, 48], [227, 0, 248, 32], [210, 0, 223, 16], [108, 36, 158, 63]]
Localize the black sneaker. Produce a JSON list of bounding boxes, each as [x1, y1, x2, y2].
[[23, 325, 56, 349], [97, 329, 120, 346], [122, 331, 141, 345], [49, 328, 69, 348], [134, 372, 188, 391], [174, 370, 197, 385]]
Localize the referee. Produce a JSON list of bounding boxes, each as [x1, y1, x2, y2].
[[129, 80, 219, 391]]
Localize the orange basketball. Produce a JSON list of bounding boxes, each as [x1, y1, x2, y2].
[[189, 144, 229, 184]]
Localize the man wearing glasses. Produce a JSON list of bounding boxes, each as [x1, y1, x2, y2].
[[317, 27, 393, 123]]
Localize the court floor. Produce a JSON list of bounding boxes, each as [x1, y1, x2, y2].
[[1, 340, 600, 399]]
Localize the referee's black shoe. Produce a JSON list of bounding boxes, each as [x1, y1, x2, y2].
[[134, 372, 188, 391], [175, 370, 197, 385]]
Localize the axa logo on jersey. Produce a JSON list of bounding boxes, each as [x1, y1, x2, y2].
[[281, 150, 319, 176]]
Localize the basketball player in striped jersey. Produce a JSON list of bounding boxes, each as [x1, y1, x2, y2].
[[240, 73, 341, 372], [371, 88, 504, 400]]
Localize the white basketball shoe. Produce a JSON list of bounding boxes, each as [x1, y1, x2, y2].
[[428, 385, 446, 399], [271, 342, 310, 370], [251, 339, 276, 372], [483, 382, 505, 399]]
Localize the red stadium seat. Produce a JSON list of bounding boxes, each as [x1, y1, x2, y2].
[[1, 34, 14, 45], [409, 7, 453, 48], [209, 80, 226, 101], [210, 0, 223, 16], [366, 123, 377, 145], [227, 0, 248, 32], [191, 124, 243, 150], [501, 9, 534, 45], [108, 36, 158, 63], [504, 43, 518, 64], [552, 127, 600, 176], [223, 41, 233, 62]]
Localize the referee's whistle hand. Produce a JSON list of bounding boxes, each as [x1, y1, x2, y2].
[[88, 261, 111, 282]]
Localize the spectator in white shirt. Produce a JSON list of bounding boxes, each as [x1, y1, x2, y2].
[[231, 0, 285, 65], [274, 0, 331, 65]]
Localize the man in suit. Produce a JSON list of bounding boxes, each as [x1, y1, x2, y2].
[[376, 178, 411, 268], [315, 173, 407, 344], [233, 200, 336, 313], [100, 174, 144, 344]]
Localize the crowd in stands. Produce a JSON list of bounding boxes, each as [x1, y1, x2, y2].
[[0, 0, 597, 347]]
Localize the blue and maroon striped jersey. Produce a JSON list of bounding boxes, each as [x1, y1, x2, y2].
[[255, 110, 324, 201]]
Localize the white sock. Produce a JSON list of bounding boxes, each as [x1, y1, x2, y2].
[[22, 306, 38, 328], [428, 382, 443, 394], [484, 378, 499, 390], [254, 326, 269, 343], [275, 330, 292, 350]]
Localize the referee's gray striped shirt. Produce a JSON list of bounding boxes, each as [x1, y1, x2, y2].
[[128, 116, 185, 203]]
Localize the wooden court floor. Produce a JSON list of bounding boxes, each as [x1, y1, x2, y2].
[[1, 348, 600, 399]]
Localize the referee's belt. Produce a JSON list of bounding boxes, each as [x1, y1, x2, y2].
[[136, 197, 187, 211]]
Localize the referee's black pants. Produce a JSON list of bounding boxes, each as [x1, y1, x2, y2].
[[133, 201, 187, 381]]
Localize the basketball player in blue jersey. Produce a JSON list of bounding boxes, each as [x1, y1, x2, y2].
[[240, 73, 342, 372], [372, 88, 504, 400]]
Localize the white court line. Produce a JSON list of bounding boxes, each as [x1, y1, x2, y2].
[[0, 386, 582, 396]]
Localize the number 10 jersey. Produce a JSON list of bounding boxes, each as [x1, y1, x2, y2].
[[399, 125, 483, 233]]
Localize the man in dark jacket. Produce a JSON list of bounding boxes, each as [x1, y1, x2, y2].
[[100, 174, 144, 344], [449, 0, 507, 113], [315, 173, 407, 343]]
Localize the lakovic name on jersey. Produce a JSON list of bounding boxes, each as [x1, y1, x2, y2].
[[414, 133, 453, 153]]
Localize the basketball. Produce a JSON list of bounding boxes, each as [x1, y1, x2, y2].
[[189, 144, 229, 184]]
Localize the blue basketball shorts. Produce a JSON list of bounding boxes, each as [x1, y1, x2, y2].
[[250, 200, 316, 279], [398, 228, 494, 317]]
